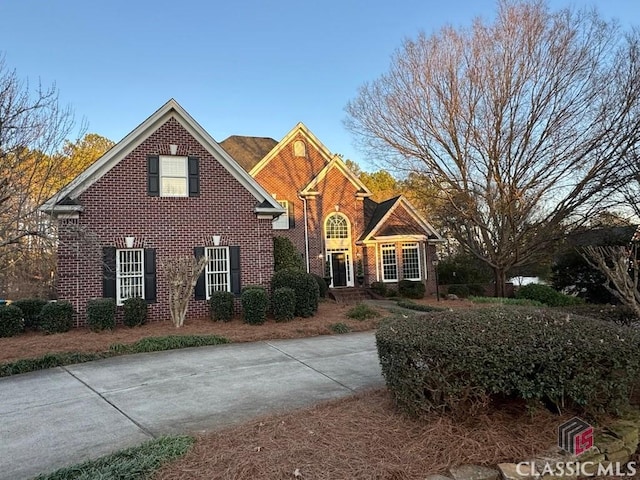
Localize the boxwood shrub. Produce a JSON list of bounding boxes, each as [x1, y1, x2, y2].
[[242, 287, 268, 325], [271, 269, 319, 317], [0, 305, 24, 337], [516, 283, 582, 307], [272, 287, 296, 322], [39, 301, 74, 334], [370, 281, 387, 296], [312, 274, 328, 298], [398, 280, 426, 299], [209, 291, 234, 322], [376, 306, 640, 417], [86, 298, 116, 332], [12, 298, 47, 330], [123, 297, 148, 327]]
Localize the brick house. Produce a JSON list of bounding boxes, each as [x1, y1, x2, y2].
[[42, 100, 441, 325], [41, 99, 284, 324], [220, 122, 442, 292]]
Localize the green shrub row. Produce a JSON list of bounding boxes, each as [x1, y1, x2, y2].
[[39, 301, 74, 334], [123, 297, 147, 327], [271, 268, 319, 317], [469, 296, 542, 306], [11, 298, 47, 329], [241, 287, 268, 325], [273, 287, 296, 322], [0, 305, 24, 337], [446, 283, 485, 298], [86, 298, 116, 332], [397, 280, 426, 299], [516, 283, 582, 307], [555, 303, 638, 326], [376, 306, 640, 417], [209, 291, 235, 322]]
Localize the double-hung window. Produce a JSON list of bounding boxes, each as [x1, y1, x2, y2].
[[402, 243, 421, 280], [160, 155, 188, 197], [272, 200, 290, 230], [205, 246, 230, 297], [381, 244, 398, 282], [116, 249, 144, 304]]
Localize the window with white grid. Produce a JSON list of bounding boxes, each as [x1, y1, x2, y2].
[[116, 249, 144, 305], [402, 243, 421, 280], [205, 247, 230, 297], [160, 155, 188, 197], [325, 214, 349, 239], [381, 244, 397, 282]]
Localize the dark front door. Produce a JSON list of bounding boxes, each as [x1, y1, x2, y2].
[[331, 252, 347, 287]]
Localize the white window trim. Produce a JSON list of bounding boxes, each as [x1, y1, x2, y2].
[[205, 246, 230, 298], [381, 243, 398, 283], [159, 155, 188, 197], [272, 200, 289, 230], [116, 248, 145, 306], [402, 243, 421, 281]]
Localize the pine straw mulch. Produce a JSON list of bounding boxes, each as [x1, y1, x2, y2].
[[154, 388, 574, 480], [0, 301, 384, 363]]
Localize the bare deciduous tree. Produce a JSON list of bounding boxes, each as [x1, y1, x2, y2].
[[581, 245, 640, 318], [0, 55, 78, 264], [346, 1, 640, 295], [162, 255, 208, 327]]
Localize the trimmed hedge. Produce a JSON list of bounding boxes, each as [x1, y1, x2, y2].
[[0, 305, 24, 337], [398, 280, 426, 299], [123, 297, 148, 327], [273, 236, 305, 271], [555, 303, 638, 326], [273, 287, 296, 322], [312, 274, 328, 298], [376, 307, 640, 417], [86, 298, 116, 332], [516, 283, 582, 307], [242, 288, 268, 325], [39, 301, 74, 334], [446, 284, 485, 298], [346, 303, 380, 321], [271, 268, 319, 317], [12, 298, 47, 330], [209, 291, 234, 322], [396, 300, 443, 312]]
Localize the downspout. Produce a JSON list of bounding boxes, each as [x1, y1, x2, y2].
[[299, 194, 310, 273]]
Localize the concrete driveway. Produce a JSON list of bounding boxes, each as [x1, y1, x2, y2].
[[0, 332, 384, 480]]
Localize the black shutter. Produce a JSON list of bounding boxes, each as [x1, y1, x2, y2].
[[144, 249, 157, 303], [188, 156, 199, 197], [230, 246, 241, 295], [148, 156, 159, 196], [194, 246, 206, 300], [103, 247, 116, 299], [288, 201, 295, 228]]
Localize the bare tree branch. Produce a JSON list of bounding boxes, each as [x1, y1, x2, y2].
[[346, 2, 640, 295]]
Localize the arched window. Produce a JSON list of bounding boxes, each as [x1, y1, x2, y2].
[[293, 140, 306, 157], [325, 214, 349, 239]]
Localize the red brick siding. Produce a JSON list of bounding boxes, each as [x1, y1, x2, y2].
[[56, 117, 274, 325]]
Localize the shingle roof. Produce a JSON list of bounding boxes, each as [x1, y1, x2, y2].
[[359, 196, 402, 241], [566, 225, 638, 246], [219, 135, 278, 172]]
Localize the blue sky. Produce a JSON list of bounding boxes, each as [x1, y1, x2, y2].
[[0, 0, 638, 170]]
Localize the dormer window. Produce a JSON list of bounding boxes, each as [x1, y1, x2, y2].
[[293, 140, 306, 157]]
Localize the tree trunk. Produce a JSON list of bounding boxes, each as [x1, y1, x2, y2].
[[493, 267, 506, 297]]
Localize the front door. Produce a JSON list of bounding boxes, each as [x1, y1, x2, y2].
[[331, 252, 347, 287]]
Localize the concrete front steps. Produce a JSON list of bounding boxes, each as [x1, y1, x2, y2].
[[328, 287, 372, 304]]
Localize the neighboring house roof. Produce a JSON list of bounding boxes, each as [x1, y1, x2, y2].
[[249, 122, 333, 177], [219, 135, 278, 172], [359, 195, 443, 243], [566, 225, 639, 247], [300, 155, 372, 197], [40, 99, 284, 217]]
